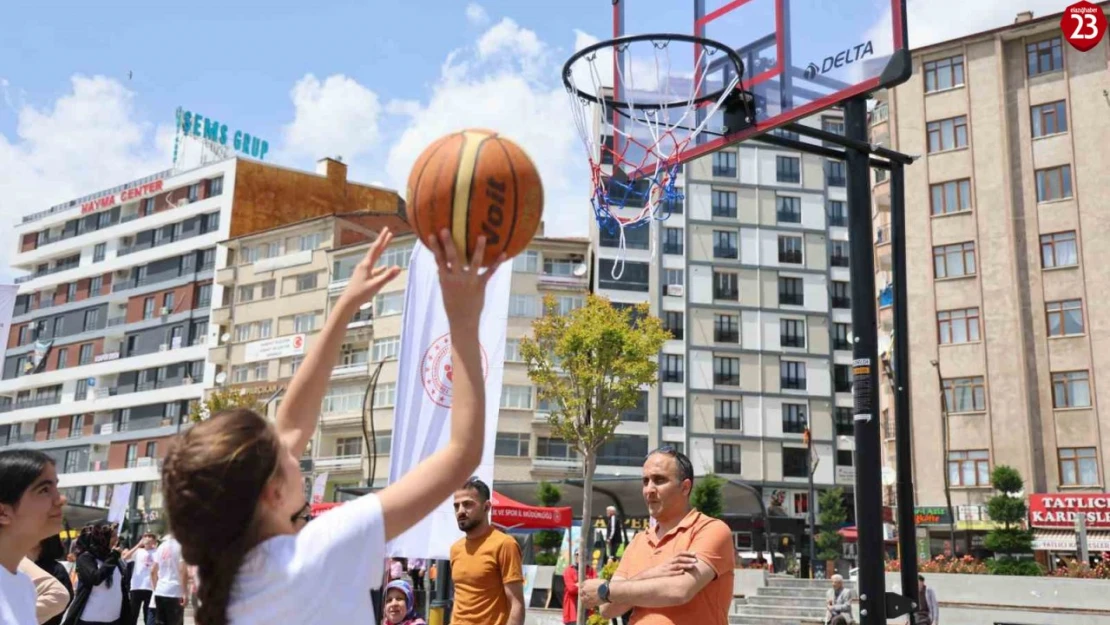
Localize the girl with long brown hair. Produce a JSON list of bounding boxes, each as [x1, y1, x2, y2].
[[160, 229, 502, 625]]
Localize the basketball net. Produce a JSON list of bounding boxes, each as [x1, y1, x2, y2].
[[565, 39, 740, 279]]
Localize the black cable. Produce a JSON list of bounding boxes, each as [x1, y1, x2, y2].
[[361, 361, 385, 489]]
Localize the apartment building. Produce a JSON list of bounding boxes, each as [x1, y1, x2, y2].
[[212, 218, 590, 501], [871, 5, 1110, 553], [591, 110, 859, 541], [0, 156, 402, 531]]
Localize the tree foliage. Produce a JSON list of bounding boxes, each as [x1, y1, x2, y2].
[[691, 473, 725, 519], [188, 386, 267, 423], [815, 488, 847, 562], [983, 465, 1038, 574], [534, 481, 564, 565]]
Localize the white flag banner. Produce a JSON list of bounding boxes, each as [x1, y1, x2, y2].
[[107, 483, 133, 526], [311, 472, 329, 504], [386, 242, 512, 560], [0, 285, 17, 363]]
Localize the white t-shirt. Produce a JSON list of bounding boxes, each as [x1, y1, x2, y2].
[[81, 565, 122, 623], [131, 548, 155, 592], [0, 567, 37, 625], [154, 538, 184, 598], [226, 494, 385, 625]]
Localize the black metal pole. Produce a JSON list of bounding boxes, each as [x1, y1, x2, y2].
[[807, 429, 817, 578], [889, 162, 919, 604], [430, 559, 452, 625], [844, 97, 886, 625]]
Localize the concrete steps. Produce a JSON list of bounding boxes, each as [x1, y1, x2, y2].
[[729, 576, 855, 625], [743, 595, 828, 609], [735, 604, 827, 618]]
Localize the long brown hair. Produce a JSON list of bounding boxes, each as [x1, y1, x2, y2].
[[162, 409, 282, 625]]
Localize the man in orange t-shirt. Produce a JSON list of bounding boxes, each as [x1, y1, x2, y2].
[[449, 477, 525, 625], [580, 447, 735, 625]]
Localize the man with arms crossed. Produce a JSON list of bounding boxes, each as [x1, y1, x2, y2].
[[581, 447, 735, 625], [449, 477, 525, 625]]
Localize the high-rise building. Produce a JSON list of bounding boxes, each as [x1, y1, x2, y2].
[[0, 156, 400, 531], [871, 5, 1110, 553]]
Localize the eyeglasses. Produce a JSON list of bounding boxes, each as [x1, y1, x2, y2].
[[290, 502, 313, 525]]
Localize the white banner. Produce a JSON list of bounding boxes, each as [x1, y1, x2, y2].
[[108, 483, 133, 526], [386, 242, 511, 560], [0, 285, 17, 364], [311, 472, 329, 504], [244, 334, 305, 363]]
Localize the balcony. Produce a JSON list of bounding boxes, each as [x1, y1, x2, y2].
[[832, 297, 852, 309], [714, 373, 740, 386], [781, 377, 807, 391], [15, 262, 80, 284], [347, 307, 373, 329], [662, 371, 684, 383], [780, 293, 804, 306], [713, 246, 738, 260], [714, 289, 739, 300], [779, 251, 803, 265], [776, 210, 801, 223], [715, 329, 739, 343], [781, 334, 806, 348], [0, 343, 208, 395], [662, 243, 683, 255], [875, 225, 891, 246], [830, 254, 850, 268], [313, 455, 362, 472], [333, 361, 369, 379], [827, 175, 847, 187], [537, 273, 588, 291], [0, 395, 62, 413]]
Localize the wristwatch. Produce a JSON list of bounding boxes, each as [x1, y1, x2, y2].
[[598, 581, 611, 603]]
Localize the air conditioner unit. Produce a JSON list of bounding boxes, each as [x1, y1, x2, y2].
[[160, 307, 172, 316], [158, 344, 169, 352], [666, 284, 685, 297]]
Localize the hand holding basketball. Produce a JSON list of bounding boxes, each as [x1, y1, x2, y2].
[[337, 228, 402, 309], [427, 228, 505, 328]]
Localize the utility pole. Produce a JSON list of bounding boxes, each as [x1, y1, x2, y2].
[[806, 427, 817, 578]]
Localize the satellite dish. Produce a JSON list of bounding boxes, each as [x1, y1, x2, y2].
[[572, 263, 588, 277], [215, 372, 227, 385], [221, 333, 231, 343], [847, 332, 854, 343]]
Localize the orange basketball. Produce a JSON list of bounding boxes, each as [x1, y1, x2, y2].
[[406, 129, 544, 267]]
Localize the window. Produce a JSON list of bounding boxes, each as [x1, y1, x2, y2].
[[234, 324, 252, 343], [375, 292, 404, 316], [783, 403, 807, 434], [663, 269, 684, 288], [714, 314, 739, 343], [834, 364, 851, 393], [662, 398, 684, 427], [196, 284, 212, 308], [712, 190, 737, 218], [187, 183, 200, 203], [783, 447, 810, 478], [715, 400, 741, 430], [828, 200, 847, 227], [75, 379, 88, 401], [71, 415, 85, 435], [126, 444, 139, 468], [713, 231, 738, 259], [209, 176, 224, 196], [1046, 300, 1084, 337], [599, 225, 649, 250], [89, 276, 103, 296], [937, 308, 981, 344], [1052, 371, 1091, 408], [257, 320, 272, 339], [145, 442, 157, 458], [142, 297, 155, 319], [1027, 37, 1063, 76], [377, 244, 414, 270], [948, 450, 990, 487], [162, 292, 174, 312], [47, 418, 59, 440], [713, 272, 738, 300], [822, 118, 845, 136], [926, 116, 968, 153], [713, 356, 740, 386], [509, 294, 539, 318], [776, 156, 800, 183], [56, 348, 68, 369], [1041, 231, 1078, 268], [1032, 101, 1068, 137], [260, 280, 276, 298], [832, 323, 851, 350], [663, 227, 684, 254], [778, 235, 803, 264], [598, 260, 650, 292], [831, 281, 851, 309], [500, 385, 533, 410], [835, 408, 854, 436], [322, 384, 363, 414], [79, 343, 93, 365], [1059, 448, 1098, 486], [713, 151, 737, 177], [237, 285, 255, 303], [252, 362, 269, 381], [943, 376, 986, 413], [514, 250, 539, 273], [663, 311, 683, 340], [536, 437, 577, 461], [293, 313, 316, 333], [923, 55, 965, 92], [930, 179, 972, 215], [504, 338, 522, 362], [53, 317, 64, 337], [335, 437, 362, 458], [781, 360, 806, 390], [830, 240, 850, 267], [93, 243, 106, 262], [826, 161, 846, 187], [779, 277, 803, 306], [295, 272, 319, 293], [299, 232, 324, 251], [781, 318, 805, 348], [1036, 165, 1072, 202], [83, 309, 99, 332], [933, 242, 976, 278], [777, 196, 801, 223], [495, 433, 530, 457], [373, 336, 400, 361], [714, 444, 742, 474], [662, 354, 684, 383], [373, 382, 396, 408]]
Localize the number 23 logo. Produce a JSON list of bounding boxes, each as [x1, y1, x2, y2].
[[1061, 1, 1108, 52]]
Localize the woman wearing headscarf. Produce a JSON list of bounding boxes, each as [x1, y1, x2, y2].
[[60, 523, 130, 625], [382, 580, 426, 625]]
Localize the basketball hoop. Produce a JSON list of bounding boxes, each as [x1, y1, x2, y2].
[[562, 33, 752, 275]]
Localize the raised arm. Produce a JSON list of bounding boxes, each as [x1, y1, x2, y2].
[[377, 231, 505, 542], [275, 230, 401, 458]]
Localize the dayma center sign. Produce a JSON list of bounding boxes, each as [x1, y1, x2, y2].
[[178, 109, 269, 160]]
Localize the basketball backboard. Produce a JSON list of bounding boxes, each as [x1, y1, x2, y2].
[[606, 0, 910, 176]]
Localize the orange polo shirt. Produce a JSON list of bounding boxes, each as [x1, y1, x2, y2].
[[615, 508, 735, 625]]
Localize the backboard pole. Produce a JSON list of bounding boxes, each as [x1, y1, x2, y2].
[[844, 96, 885, 625]]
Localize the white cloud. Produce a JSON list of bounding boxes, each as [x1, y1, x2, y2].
[[281, 74, 383, 163], [0, 76, 169, 282], [465, 3, 489, 27]]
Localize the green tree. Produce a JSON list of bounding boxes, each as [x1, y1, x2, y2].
[[691, 473, 725, 519], [815, 488, 847, 565], [521, 295, 670, 625], [188, 387, 267, 423], [534, 481, 564, 566], [983, 465, 1040, 576]]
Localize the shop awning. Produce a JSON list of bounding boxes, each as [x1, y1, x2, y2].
[[1033, 530, 1110, 552], [490, 491, 572, 530]]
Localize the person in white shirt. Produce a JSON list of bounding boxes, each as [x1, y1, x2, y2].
[[0, 449, 68, 625], [150, 536, 188, 625], [160, 229, 502, 625], [124, 534, 157, 625]]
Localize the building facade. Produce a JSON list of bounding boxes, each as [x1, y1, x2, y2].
[[0, 156, 401, 532], [872, 6, 1110, 552]]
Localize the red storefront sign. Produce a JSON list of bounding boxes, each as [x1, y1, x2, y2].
[[1028, 493, 1110, 529], [80, 179, 165, 214]]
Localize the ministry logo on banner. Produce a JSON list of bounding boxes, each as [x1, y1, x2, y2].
[[386, 242, 512, 560]]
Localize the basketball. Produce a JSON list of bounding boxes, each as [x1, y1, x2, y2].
[[406, 129, 544, 267]]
